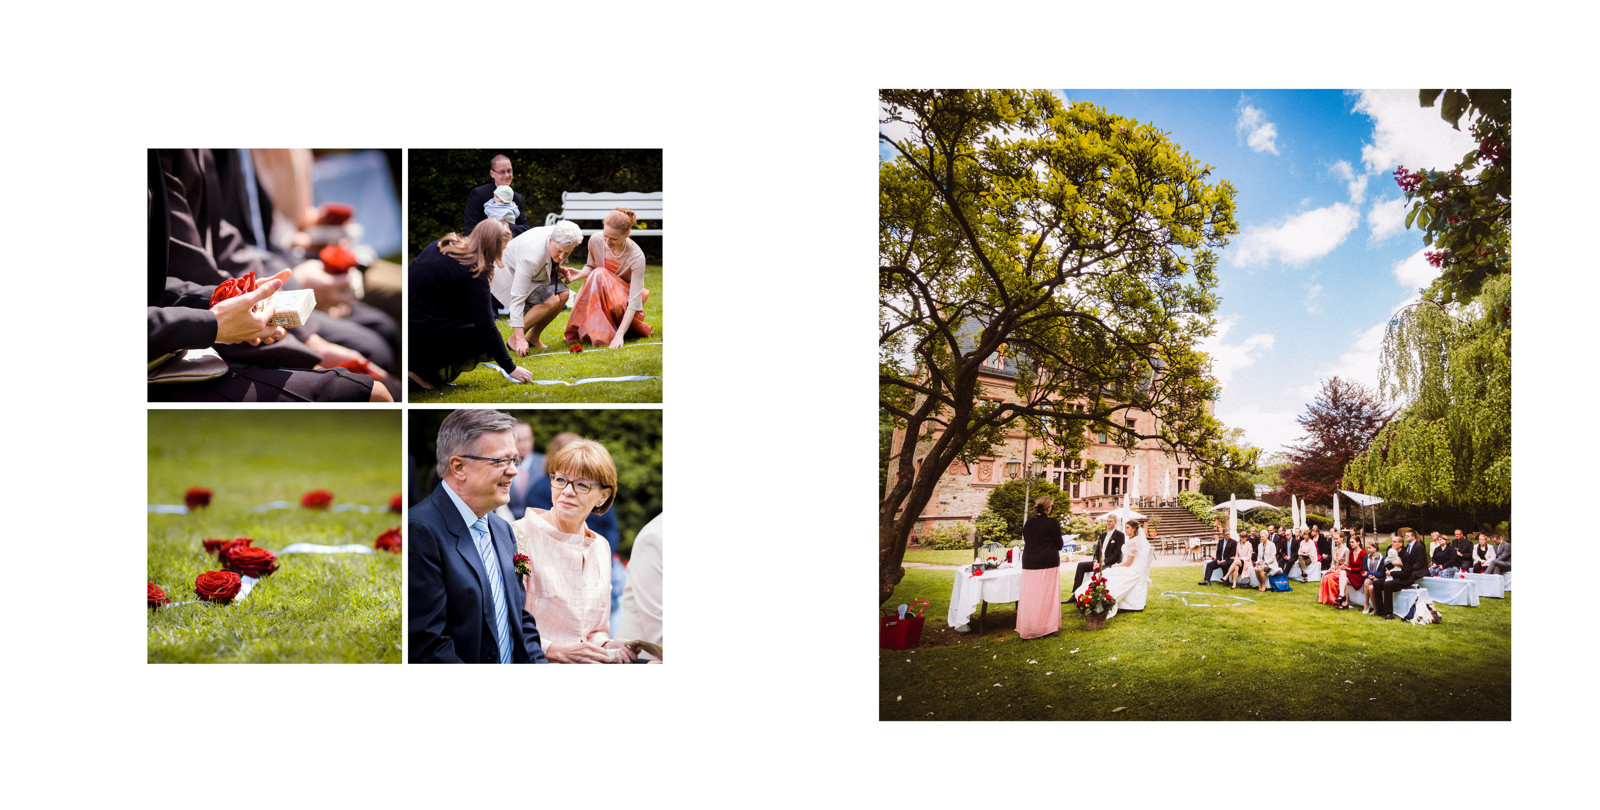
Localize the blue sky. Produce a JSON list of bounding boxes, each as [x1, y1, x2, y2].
[[882, 90, 1482, 457]]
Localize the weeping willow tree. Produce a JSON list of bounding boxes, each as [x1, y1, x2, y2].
[[1345, 90, 1510, 508]]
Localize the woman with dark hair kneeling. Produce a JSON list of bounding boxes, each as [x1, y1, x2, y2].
[[408, 219, 534, 389], [1016, 495, 1065, 639]]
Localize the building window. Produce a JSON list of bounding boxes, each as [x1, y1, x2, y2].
[[1178, 467, 1191, 492], [1046, 458, 1084, 499], [1102, 464, 1128, 496]]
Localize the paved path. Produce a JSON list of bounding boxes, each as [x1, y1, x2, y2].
[[906, 553, 1203, 571]]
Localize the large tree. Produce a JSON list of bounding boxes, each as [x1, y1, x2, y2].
[[879, 89, 1239, 604], [1280, 376, 1393, 504], [1345, 90, 1511, 508]]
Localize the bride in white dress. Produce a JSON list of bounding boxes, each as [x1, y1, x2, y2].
[[1073, 519, 1154, 620]]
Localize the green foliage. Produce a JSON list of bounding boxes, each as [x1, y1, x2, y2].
[[409, 409, 661, 556], [1198, 467, 1253, 504], [1062, 512, 1107, 542], [974, 509, 1011, 545], [918, 522, 976, 550], [985, 477, 1064, 538], [879, 89, 1239, 603], [1176, 490, 1214, 524], [408, 149, 663, 263], [1348, 91, 1510, 510], [407, 266, 664, 404], [148, 410, 402, 663], [1493, 520, 1510, 540]]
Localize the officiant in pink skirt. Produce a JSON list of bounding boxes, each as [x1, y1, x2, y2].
[[1017, 495, 1065, 639]]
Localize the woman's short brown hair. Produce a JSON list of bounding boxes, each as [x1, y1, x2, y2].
[[546, 438, 619, 515]]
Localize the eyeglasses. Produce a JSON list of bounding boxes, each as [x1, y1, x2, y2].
[[550, 474, 610, 495], [461, 454, 521, 469]]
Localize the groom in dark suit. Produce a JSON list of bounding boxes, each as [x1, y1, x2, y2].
[[1073, 513, 1126, 593], [409, 409, 548, 663]]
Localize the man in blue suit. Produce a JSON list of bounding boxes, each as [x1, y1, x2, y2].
[[409, 409, 548, 663]]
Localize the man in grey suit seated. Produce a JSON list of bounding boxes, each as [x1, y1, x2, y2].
[[1484, 535, 1511, 576]]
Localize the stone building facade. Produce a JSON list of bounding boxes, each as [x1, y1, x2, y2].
[[889, 348, 1209, 536]]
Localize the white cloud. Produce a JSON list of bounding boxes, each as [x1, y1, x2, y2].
[[1366, 195, 1409, 242], [1330, 160, 1367, 205], [1236, 102, 1280, 155], [1296, 320, 1390, 404], [1350, 89, 1480, 175], [1305, 283, 1324, 314], [1213, 400, 1304, 457], [1229, 202, 1361, 267], [1200, 314, 1275, 389], [1393, 246, 1440, 293]]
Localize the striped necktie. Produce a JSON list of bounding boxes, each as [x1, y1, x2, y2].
[[471, 517, 512, 664]]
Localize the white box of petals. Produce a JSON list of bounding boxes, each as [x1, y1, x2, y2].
[[267, 289, 317, 327]]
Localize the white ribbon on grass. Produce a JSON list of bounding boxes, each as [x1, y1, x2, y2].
[[147, 502, 387, 513], [278, 543, 375, 555], [1159, 590, 1255, 607], [476, 363, 660, 386], [158, 574, 261, 608]]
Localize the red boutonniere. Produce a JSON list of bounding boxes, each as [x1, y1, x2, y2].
[[568, 344, 583, 354], [301, 490, 334, 510], [209, 271, 258, 308], [319, 244, 359, 274], [374, 527, 402, 553], [184, 487, 212, 509], [317, 203, 354, 225], [221, 544, 279, 579], [513, 554, 532, 576], [194, 570, 242, 604], [148, 582, 170, 609], [204, 537, 253, 556], [389, 494, 403, 513]]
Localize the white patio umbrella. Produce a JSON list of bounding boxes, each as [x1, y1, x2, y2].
[[1163, 471, 1171, 501], [1340, 490, 1385, 532], [1102, 506, 1147, 527], [1207, 496, 1272, 540], [1333, 492, 1342, 531], [1131, 465, 1140, 502]]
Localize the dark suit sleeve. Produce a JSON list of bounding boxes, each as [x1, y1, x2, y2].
[[408, 512, 465, 663], [149, 278, 220, 360], [510, 192, 531, 237], [469, 274, 517, 373], [463, 186, 485, 235]]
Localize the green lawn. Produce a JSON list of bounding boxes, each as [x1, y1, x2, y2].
[[148, 411, 402, 664], [880, 563, 1510, 720], [409, 266, 663, 403]]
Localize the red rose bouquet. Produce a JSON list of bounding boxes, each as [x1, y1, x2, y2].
[[513, 553, 532, 576], [220, 545, 279, 579], [194, 570, 242, 604], [184, 487, 212, 509], [374, 527, 402, 553], [1076, 570, 1116, 615], [203, 537, 253, 556], [389, 494, 403, 513], [301, 489, 334, 509], [318, 244, 359, 274], [148, 582, 170, 609], [334, 358, 374, 376], [209, 271, 259, 308]]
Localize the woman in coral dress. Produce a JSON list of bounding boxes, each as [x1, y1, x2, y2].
[[1016, 495, 1065, 639], [1318, 538, 1352, 608], [564, 207, 652, 349]]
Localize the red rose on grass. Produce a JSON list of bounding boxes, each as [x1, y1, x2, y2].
[[184, 487, 212, 509], [375, 527, 402, 553], [194, 570, 242, 604], [148, 582, 170, 609], [319, 244, 359, 274], [301, 489, 334, 509], [389, 494, 402, 513], [208, 271, 258, 308], [204, 537, 253, 556], [317, 203, 354, 225], [221, 545, 279, 578], [513, 553, 531, 576], [568, 344, 582, 353]]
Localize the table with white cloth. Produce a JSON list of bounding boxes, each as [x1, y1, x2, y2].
[[1419, 576, 1480, 606], [1460, 572, 1505, 598], [1502, 571, 1512, 590], [948, 564, 1027, 633]]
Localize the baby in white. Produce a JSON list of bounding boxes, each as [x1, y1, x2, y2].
[[484, 185, 519, 223]]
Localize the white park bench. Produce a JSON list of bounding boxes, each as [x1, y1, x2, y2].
[[545, 191, 663, 236]]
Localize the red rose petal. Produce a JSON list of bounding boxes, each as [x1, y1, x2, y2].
[[374, 527, 402, 553]]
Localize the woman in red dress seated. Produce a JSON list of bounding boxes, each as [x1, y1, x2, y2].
[[1318, 534, 1353, 609], [564, 207, 652, 349]]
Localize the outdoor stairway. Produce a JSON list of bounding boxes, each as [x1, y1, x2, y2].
[[1127, 506, 1217, 552]]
